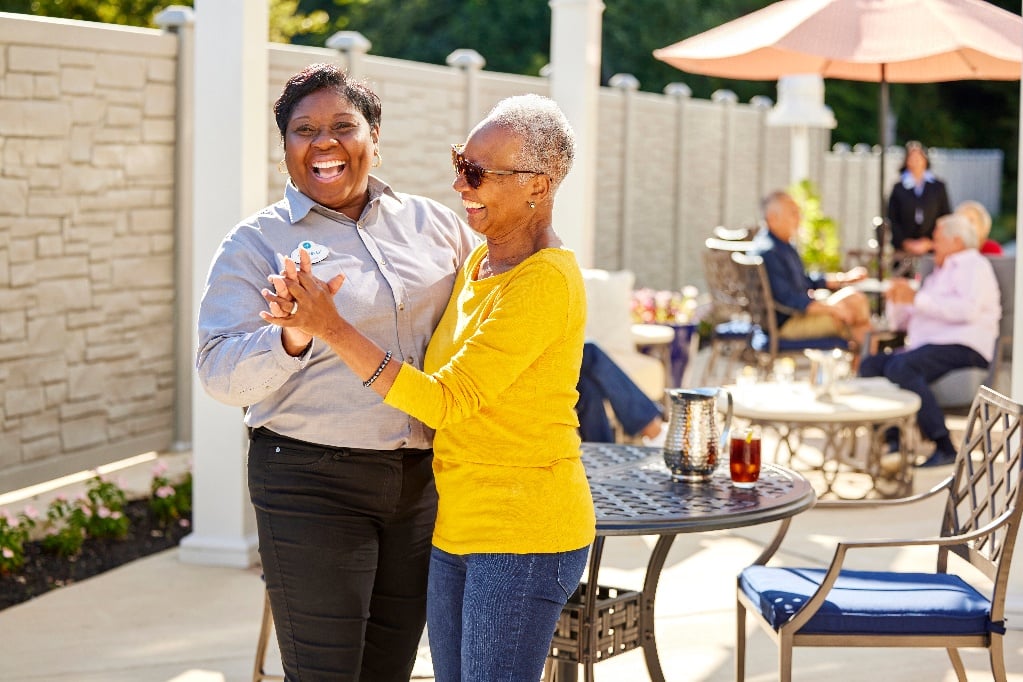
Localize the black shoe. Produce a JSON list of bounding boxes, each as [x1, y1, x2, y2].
[[917, 449, 957, 468]]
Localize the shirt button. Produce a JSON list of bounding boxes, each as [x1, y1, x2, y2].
[[400, 440, 408, 447], [398, 303, 405, 311], [407, 357, 416, 365]]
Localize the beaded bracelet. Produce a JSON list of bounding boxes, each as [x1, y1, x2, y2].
[[363, 350, 392, 388]]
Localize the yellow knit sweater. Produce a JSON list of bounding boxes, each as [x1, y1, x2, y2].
[[385, 243, 595, 555]]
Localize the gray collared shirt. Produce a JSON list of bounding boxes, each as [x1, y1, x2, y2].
[[196, 177, 478, 449]]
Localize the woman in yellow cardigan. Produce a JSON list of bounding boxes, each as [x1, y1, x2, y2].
[[262, 94, 594, 681]]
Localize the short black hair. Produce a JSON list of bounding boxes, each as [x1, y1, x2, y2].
[[273, 63, 382, 144]]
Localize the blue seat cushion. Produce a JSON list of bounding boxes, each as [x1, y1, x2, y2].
[[713, 320, 755, 340], [739, 566, 999, 635], [750, 329, 847, 353]]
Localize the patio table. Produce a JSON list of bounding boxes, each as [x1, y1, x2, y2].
[[728, 378, 920, 501], [545, 442, 815, 682]]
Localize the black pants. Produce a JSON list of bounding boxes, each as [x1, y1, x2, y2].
[[248, 428, 436, 682]]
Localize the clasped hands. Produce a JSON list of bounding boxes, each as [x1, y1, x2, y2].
[[260, 249, 346, 354]]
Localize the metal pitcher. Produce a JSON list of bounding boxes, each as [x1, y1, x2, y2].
[[662, 387, 733, 482], [804, 348, 852, 399]]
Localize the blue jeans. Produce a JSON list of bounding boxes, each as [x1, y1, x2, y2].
[[427, 546, 589, 682], [577, 342, 662, 442], [859, 343, 987, 442]]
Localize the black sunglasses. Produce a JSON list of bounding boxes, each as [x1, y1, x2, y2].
[[451, 144, 543, 189]]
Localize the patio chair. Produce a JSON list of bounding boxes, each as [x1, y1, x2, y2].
[[729, 252, 848, 376], [917, 254, 1014, 408], [736, 385, 1023, 682], [700, 238, 756, 383], [253, 587, 283, 682]]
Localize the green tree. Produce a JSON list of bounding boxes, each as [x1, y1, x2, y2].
[[5, 0, 1019, 220], [0, 0, 327, 43]]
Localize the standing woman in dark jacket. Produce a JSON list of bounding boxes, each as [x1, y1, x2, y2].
[[887, 140, 951, 258]]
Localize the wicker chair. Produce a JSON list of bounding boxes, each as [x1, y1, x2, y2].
[[700, 238, 756, 383], [736, 385, 1023, 682]]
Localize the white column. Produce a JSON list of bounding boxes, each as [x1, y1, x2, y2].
[[549, 0, 604, 268], [1006, 42, 1023, 629], [155, 7, 195, 453], [326, 30, 371, 78], [712, 89, 739, 227], [179, 0, 266, 568], [666, 83, 692, 291], [609, 74, 639, 272], [1014, 75, 1023, 402], [445, 49, 487, 137]]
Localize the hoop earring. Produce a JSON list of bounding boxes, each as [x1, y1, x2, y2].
[[528, 201, 536, 209], [277, 159, 288, 175], [372, 149, 382, 168]]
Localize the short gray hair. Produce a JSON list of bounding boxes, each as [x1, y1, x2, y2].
[[937, 213, 979, 249], [473, 94, 575, 190], [955, 200, 992, 241]]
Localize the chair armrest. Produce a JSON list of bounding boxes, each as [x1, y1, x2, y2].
[[781, 506, 1016, 633], [818, 475, 953, 510]]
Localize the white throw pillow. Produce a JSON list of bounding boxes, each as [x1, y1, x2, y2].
[[581, 268, 636, 354]]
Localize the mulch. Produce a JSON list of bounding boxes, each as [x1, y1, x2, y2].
[[0, 499, 192, 611]]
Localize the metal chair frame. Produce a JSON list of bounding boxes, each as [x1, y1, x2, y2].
[[253, 588, 284, 682], [730, 251, 847, 376], [737, 385, 1023, 682], [700, 238, 756, 384]]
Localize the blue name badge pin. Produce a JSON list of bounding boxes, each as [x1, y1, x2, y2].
[[291, 240, 329, 264]]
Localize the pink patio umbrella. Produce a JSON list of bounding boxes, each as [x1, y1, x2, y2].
[[653, 0, 1022, 276]]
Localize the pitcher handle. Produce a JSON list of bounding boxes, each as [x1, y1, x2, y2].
[[717, 387, 733, 454]]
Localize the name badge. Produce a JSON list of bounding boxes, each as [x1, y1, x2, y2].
[[291, 240, 329, 264]]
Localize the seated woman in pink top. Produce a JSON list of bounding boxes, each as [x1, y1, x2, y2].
[[859, 213, 1000, 468]]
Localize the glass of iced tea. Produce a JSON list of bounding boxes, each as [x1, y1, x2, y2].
[[729, 426, 761, 488]]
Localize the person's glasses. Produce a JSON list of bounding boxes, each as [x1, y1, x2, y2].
[[451, 144, 542, 189]]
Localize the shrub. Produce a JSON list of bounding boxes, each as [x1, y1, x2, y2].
[[149, 462, 193, 527], [0, 508, 36, 574]]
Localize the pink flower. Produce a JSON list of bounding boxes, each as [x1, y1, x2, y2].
[[178, 518, 191, 528], [97, 506, 111, 519], [156, 486, 175, 499], [152, 461, 169, 477], [23, 505, 39, 520], [2, 510, 15, 526], [2, 548, 13, 559], [111, 511, 122, 520]]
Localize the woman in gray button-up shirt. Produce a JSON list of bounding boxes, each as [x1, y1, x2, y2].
[[196, 63, 476, 682]]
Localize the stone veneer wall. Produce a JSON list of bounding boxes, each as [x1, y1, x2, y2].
[[0, 12, 1003, 493], [0, 15, 179, 492]]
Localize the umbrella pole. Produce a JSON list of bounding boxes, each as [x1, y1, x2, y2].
[[876, 66, 889, 281]]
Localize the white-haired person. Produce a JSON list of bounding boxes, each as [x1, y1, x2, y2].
[[859, 213, 1000, 467], [955, 199, 1003, 255], [262, 94, 594, 682]]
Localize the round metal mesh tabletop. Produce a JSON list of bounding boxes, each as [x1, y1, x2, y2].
[[582, 442, 816, 535]]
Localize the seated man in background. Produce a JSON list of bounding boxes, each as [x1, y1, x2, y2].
[[955, 199, 1003, 255], [859, 213, 1000, 467], [576, 342, 665, 444], [752, 190, 872, 350]]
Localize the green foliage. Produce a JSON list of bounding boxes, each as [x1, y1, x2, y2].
[[0, 509, 36, 574], [790, 179, 842, 273], [149, 468, 193, 527], [40, 496, 89, 558], [0, 0, 327, 43], [4, 0, 1018, 223], [83, 477, 130, 540]]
